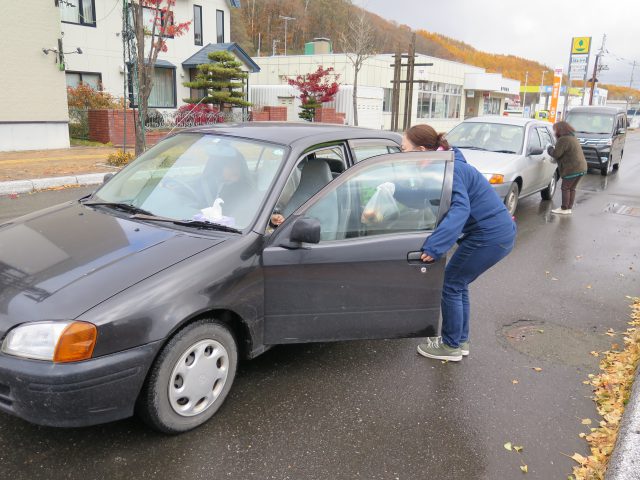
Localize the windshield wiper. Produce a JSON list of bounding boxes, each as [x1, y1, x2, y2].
[[492, 149, 517, 154], [130, 214, 242, 234], [82, 201, 155, 216], [455, 146, 490, 151]]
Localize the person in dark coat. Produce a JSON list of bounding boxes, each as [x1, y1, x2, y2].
[[547, 121, 588, 215], [400, 124, 517, 362]]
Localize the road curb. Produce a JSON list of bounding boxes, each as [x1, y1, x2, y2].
[[605, 364, 640, 479], [0, 173, 105, 196]]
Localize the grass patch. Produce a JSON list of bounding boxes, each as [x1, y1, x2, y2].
[[569, 297, 640, 479], [70, 138, 113, 147]]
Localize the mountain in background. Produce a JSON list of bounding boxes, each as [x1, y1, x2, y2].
[[231, 0, 639, 101]]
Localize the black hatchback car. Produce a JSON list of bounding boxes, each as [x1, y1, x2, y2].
[[0, 123, 454, 433]]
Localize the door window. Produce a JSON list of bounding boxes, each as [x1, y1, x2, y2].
[[305, 158, 447, 241], [537, 127, 553, 148], [527, 128, 542, 152], [350, 139, 401, 162]]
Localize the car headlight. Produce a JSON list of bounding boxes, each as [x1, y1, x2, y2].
[[1, 321, 97, 362], [482, 173, 505, 184]]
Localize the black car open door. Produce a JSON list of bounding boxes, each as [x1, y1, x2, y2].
[[262, 151, 454, 344]]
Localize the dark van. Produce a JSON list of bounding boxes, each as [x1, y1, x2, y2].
[[564, 106, 627, 176]]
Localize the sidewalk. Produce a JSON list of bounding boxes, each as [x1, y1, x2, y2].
[[0, 145, 127, 195]]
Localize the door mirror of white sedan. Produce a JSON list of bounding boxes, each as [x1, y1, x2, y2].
[[528, 146, 544, 156]]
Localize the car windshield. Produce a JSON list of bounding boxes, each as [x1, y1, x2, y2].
[[92, 133, 288, 230], [565, 112, 615, 134], [446, 122, 524, 154]]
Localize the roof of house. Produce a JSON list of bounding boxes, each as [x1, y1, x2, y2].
[[182, 43, 260, 73]]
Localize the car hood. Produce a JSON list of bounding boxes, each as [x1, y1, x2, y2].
[[458, 149, 521, 174], [0, 203, 223, 333]]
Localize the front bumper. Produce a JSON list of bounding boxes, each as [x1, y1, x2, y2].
[[491, 182, 512, 200], [580, 146, 611, 168], [0, 341, 162, 427]]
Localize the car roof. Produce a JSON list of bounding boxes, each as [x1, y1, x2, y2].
[[567, 106, 626, 115], [180, 122, 402, 146], [460, 116, 547, 127]]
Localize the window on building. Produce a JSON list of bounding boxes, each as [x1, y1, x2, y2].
[[60, 0, 96, 26], [194, 5, 203, 46], [382, 88, 393, 113], [66, 71, 102, 90], [189, 68, 206, 101], [141, 6, 174, 38], [216, 10, 225, 43], [483, 97, 501, 115], [416, 81, 462, 119], [129, 66, 176, 108]]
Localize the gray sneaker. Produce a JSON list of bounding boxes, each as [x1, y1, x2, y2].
[[460, 341, 470, 356], [417, 337, 463, 362]]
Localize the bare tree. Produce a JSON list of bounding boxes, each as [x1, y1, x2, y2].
[[129, 1, 190, 155], [340, 8, 376, 126]]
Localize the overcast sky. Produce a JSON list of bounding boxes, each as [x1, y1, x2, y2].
[[360, 0, 639, 88]]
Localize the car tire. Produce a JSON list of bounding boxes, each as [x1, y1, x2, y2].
[[601, 157, 613, 176], [504, 182, 520, 216], [540, 172, 557, 200], [137, 319, 238, 434]]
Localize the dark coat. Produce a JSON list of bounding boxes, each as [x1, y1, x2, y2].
[[547, 135, 588, 178]]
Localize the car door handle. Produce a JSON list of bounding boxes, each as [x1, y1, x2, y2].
[[407, 251, 433, 264]]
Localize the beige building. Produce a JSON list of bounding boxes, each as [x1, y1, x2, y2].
[[1, 0, 70, 151], [250, 52, 521, 132]]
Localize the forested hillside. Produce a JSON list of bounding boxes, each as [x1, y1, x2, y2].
[[230, 0, 639, 101]]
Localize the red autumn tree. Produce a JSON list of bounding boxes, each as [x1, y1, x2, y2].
[[287, 66, 340, 121], [130, 0, 191, 154]]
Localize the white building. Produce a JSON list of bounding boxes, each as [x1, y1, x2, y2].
[[1, 0, 70, 151], [61, 0, 257, 110], [250, 51, 521, 131]]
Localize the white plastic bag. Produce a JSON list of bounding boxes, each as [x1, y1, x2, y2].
[[361, 182, 399, 224]]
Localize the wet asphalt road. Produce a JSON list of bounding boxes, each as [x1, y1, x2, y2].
[[0, 133, 639, 480]]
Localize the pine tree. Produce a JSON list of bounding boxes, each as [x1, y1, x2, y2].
[[183, 51, 251, 110]]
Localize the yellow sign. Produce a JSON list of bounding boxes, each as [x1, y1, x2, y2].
[[572, 37, 591, 55]]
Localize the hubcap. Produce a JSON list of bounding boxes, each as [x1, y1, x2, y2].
[[549, 175, 556, 195], [168, 339, 229, 417], [506, 188, 518, 214]]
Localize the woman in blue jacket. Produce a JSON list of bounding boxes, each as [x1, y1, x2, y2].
[[402, 124, 517, 362]]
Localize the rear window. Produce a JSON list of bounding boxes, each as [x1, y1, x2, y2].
[[565, 112, 615, 135]]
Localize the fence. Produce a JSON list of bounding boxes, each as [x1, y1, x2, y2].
[[143, 109, 250, 130], [68, 108, 89, 140]]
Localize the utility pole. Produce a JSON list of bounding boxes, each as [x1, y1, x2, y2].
[[522, 71, 528, 117], [279, 15, 296, 56], [540, 70, 548, 110], [589, 34, 606, 106], [627, 61, 637, 111]]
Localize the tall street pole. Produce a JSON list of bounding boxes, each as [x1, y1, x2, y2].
[[589, 34, 606, 106], [522, 71, 528, 117], [626, 61, 637, 111], [279, 15, 296, 56]]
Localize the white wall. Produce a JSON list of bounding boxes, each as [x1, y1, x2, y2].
[[1, 0, 69, 151]]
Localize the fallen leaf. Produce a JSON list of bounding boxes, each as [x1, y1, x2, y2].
[[571, 453, 588, 465], [520, 465, 528, 473], [576, 255, 583, 259], [533, 367, 543, 372], [581, 418, 592, 425], [537, 329, 545, 333], [512, 379, 519, 384], [579, 432, 587, 438], [504, 442, 513, 451], [551, 277, 559, 281], [590, 351, 600, 357], [514, 445, 524, 453], [545, 271, 550, 275], [586, 285, 592, 289]]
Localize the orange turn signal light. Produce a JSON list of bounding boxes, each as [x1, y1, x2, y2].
[[487, 174, 505, 185], [53, 322, 97, 363]]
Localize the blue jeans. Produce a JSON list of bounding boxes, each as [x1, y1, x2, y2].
[[440, 234, 515, 348]]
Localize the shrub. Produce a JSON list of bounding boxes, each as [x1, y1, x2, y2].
[[175, 103, 223, 126], [106, 151, 134, 167], [67, 83, 121, 110]]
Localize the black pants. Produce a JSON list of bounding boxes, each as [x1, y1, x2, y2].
[[561, 175, 583, 209]]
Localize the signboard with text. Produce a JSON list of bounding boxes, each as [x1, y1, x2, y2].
[[568, 37, 592, 81], [549, 67, 563, 123]]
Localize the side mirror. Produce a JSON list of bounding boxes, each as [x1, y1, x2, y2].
[[617, 128, 626, 135], [290, 217, 321, 244], [103, 173, 115, 184], [528, 147, 544, 156]]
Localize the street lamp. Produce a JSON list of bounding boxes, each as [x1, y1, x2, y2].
[[279, 15, 296, 56]]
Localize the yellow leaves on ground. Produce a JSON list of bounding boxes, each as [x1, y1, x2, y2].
[[570, 297, 640, 480], [512, 379, 519, 384], [504, 442, 527, 473], [532, 367, 543, 372]]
